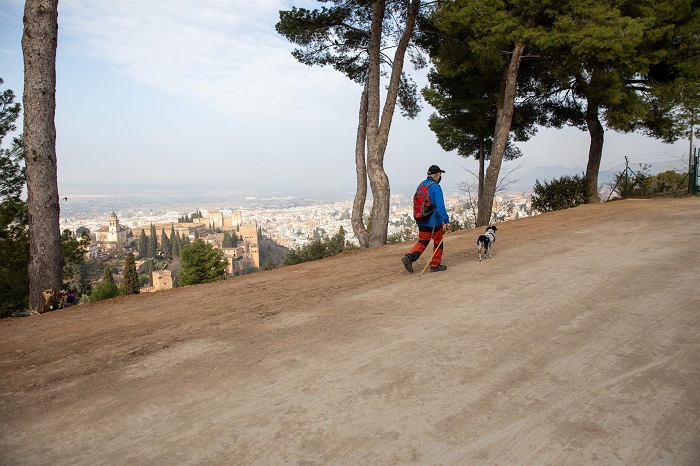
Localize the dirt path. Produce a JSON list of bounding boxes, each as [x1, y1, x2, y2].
[[1, 198, 698, 465]]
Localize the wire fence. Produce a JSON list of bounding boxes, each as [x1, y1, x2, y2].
[[599, 149, 689, 173]]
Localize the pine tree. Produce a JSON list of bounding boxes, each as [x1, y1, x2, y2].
[[179, 239, 226, 286], [121, 252, 139, 295], [138, 229, 148, 258]]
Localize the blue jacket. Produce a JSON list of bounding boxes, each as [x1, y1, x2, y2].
[[416, 177, 450, 228]]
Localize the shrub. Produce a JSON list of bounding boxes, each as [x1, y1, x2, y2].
[[531, 174, 587, 212], [90, 279, 119, 302], [284, 227, 357, 265]]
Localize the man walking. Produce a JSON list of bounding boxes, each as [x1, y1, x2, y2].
[[402, 165, 451, 273]]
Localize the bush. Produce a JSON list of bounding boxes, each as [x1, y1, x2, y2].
[[179, 239, 226, 286], [90, 279, 119, 302], [284, 227, 357, 265], [531, 174, 587, 212], [612, 164, 653, 198]]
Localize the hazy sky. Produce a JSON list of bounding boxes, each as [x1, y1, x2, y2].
[[0, 0, 691, 196]]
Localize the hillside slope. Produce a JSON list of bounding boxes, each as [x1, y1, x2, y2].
[[1, 198, 699, 465]]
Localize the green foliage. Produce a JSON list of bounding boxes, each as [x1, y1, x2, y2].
[[222, 231, 233, 248], [531, 174, 588, 212], [652, 170, 688, 194], [120, 252, 139, 295], [148, 223, 157, 258], [0, 78, 28, 317], [61, 229, 89, 295], [179, 239, 226, 286], [146, 259, 153, 286], [102, 267, 115, 285], [276, 1, 423, 118], [284, 226, 358, 265], [612, 165, 686, 198], [160, 228, 171, 259], [90, 267, 119, 302], [262, 257, 278, 270], [138, 229, 148, 258], [90, 278, 119, 302], [138, 274, 150, 288], [171, 225, 181, 257]]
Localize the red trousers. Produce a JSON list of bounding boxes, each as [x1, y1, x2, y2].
[[407, 225, 444, 268]]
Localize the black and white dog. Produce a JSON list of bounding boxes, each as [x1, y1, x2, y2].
[[477, 225, 497, 261]]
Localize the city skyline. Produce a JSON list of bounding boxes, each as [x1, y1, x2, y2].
[[0, 0, 690, 196]]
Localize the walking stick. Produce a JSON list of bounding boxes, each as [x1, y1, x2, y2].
[[419, 228, 449, 278]]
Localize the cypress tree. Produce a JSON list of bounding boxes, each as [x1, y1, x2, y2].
[[138, 229, 148, 258], [171, 225, 180, 257], [121, 252, 139, 294], [102, 267, 115, 285], [222, 231, 232, 248], [148, 223, 157, 257], [146, 259, 153, 286], [161, 228, 171, 259], [232, 231, 237, 247]]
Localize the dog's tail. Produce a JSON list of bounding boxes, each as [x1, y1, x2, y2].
[[477, 235, 488, 245]]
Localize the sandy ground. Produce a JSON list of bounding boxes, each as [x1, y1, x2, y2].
[[1, 197, 698, 465]]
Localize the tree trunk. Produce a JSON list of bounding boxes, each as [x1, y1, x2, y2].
[[584, 102, 604, 203], [22, 0, 62, 312], [478, 140, 485, 198], [366, 0, 420, 248], [477, 43, 524, 227], [351, 84, 370, 248]]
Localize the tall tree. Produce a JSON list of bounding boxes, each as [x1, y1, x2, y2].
[[61, 229, 88, 294], [121, 252, 139, 295], [421, 59, 541, 203], [222, 231, 232, 248], [170, 225, 180, 257], [138, 229, 148, 258], [148, 223, 157, 257], [179, 239, 226, 286], [22, 0, 61, 310], [277, 0, 424, 247], [531, 0, 699, 202], [91, 267, 118, 302], [428, 0, 539, 225], [160, 228, 171, 259], [146, 259, 153, 286], [0, 79, 28, 317]]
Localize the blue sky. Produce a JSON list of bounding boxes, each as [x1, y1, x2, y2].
[[0, 0, 690, 197]]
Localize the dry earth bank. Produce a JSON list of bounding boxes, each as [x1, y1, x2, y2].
[[1, 197, 698, 464]]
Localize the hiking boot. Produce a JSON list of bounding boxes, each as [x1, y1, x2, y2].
[[401, 255, 414, 273], [430, 264, 447, 272]]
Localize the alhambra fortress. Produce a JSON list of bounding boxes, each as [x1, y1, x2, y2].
[[91, 209, 259, 291]]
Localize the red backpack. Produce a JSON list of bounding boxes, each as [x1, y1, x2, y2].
[[413, 180, 436, 221]]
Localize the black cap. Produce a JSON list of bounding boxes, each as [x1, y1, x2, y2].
[[427, 165, 445, 175]]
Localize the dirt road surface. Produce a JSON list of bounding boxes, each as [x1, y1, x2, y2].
[[1, 198, 699, 465]]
